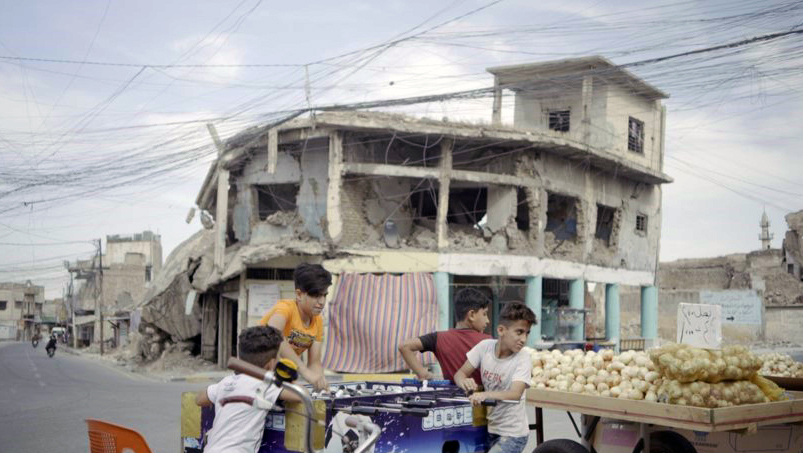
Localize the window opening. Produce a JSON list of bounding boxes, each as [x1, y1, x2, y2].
[[516, 188, 530, 231], [548, 110, 570, 132], [595, 205, 616, 245], [409, 181, 439, 226], [628, 117, 644, 153], [0, 301, 6, 310], [448, 187, 487, 229], [246, 268, 295, 280], [255, 184, 299, 221], [636, 214, 648, 233], [546, 192, 578, 240]]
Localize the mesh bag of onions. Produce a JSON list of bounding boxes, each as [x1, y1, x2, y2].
[[648, 343, 762, 383]]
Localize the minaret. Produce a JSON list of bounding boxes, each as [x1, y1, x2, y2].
[[759, 209, 773, 250]]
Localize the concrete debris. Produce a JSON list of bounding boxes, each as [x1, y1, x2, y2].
[[411, 226, 436, 249], [264, 210, 299, 226]]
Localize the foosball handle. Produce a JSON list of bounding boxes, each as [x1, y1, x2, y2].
[[405, 400, 436, 408], [401, 408, 431, 418], [350, 406, 380, 416], [481, 399, 498, 407]]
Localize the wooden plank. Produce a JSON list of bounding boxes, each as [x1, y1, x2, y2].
[[526, 389, 803, 433], [526, 388, 713, 432], [710, 391, 803, 430]]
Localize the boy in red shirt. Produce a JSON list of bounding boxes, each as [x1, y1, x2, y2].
[[398, 288, 490, 383]]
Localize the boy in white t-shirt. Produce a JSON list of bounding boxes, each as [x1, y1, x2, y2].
[[196, 325, 304, 453], [454, 301, 537, 453]]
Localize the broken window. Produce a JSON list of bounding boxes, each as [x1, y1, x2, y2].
[[546, 192, 578, 240], [789, 264, 795, 275], [628, 117, 644, 153], [0, 301, 6, 311], [409, 181, 439, 226], [548, 109, 570, 132], [448, 187, 487, 228], [255, 184, 299, 221], [595, 204, 617, 245], [145, 265, 152, 282], [516, 188, 530, 231], [636, 214, 648, 233]]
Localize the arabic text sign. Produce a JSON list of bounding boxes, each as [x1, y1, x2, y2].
[[699, 290, 762, 325], [677, 303, 722, 349]]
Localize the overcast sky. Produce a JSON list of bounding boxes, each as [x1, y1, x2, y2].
[[2, 0, 802, 298]]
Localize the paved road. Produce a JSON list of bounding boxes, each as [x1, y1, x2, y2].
[[0, 341, 205, 453], [0, 341, 582, 453]]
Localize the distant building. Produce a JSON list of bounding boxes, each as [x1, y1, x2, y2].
[[67, 231, 162, 347], [0, 281, 44, 340]]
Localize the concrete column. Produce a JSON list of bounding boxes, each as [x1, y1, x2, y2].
[[492, 77, 502, 126], [569, 279, 585, 341], [525, 276, 543, 346], [581, 75, 592, 144], [641, 285, 658, 340], [605, 283, 620, 346], [435, 139, 453, 250], [434, 272, 451, 331], [326, 131, 344, 242], [207, 124, 229, 272]]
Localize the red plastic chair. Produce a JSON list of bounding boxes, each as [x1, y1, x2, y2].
[[85, 419, 154, 453]]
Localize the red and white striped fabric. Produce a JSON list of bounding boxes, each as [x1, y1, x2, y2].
[[322, 272, 437, 373]]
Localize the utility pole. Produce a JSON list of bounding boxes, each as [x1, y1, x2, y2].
[[95, 239, 104, 356]]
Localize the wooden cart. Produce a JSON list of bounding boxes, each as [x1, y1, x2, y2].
[[526, 388, 803, 453]]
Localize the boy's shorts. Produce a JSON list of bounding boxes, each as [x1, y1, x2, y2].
[[487, 433, 528, 453]]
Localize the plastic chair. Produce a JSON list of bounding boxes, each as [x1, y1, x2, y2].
[[85, 419, 154, 453]]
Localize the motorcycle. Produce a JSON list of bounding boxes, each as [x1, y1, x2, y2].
[[45, 337, 57, 357], [31, 335, 40, 348]]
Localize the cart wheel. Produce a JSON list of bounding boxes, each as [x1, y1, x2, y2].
[[633, 431, 696, 453], [532, 439, 588, 453]]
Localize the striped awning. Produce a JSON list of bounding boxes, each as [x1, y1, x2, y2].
[[322, 272, 437, 373]]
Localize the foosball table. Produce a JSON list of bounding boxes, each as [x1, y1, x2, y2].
[[181, 380, 492, 453]]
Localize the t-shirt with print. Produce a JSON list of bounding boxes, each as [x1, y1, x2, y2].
[[259, 299, 323, 356], [466, 339, 531, 437], [204, 373, 282, 453]]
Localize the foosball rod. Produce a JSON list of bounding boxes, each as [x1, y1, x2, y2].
[[335, 405, 430, 418], [436, 397, 520, 406]]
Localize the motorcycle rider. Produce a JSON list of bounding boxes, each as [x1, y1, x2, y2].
[[45, 334, 57, 355]]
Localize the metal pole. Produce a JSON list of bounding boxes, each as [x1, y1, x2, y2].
[[98, 239, 104, 356]]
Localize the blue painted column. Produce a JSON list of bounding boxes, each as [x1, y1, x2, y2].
[[641, 285, 658, 340], [434, 272, 451, 331], [569, 279, 585, 341], [605, 283, 620, 349], [525, 276, 543, 346]]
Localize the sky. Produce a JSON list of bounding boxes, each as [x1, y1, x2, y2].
[[1, 0, 802, 298]]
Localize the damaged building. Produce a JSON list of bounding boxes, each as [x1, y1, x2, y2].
[[146, 56, 672, 370], [67, 231, 162, 348]]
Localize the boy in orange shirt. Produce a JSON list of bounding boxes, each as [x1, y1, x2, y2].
[[259, 263, 332, 391]]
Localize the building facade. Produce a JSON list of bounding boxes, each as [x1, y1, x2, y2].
[[189, 56, 671, 368], [0, 281, 45, 340], [67, 231, 162, 347]]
